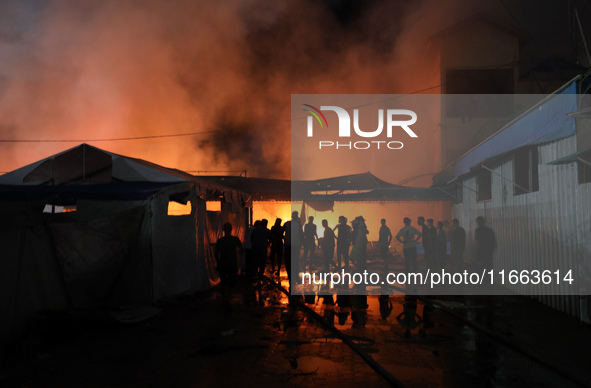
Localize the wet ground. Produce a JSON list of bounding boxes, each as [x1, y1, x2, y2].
[[2, 265, 591, 387]]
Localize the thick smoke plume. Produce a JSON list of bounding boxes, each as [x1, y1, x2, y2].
[[0, 0, 507, 178]]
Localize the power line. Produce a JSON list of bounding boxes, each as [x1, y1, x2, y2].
[[0, 130, 219, 143]]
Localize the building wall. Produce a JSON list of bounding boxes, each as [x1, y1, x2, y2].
[[453, 136, 590, 320], [439, 22, 519, 71], [439, 21, 520, 167]]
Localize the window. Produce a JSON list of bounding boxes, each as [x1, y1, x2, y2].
[[514, 147, 539, 195], [578, 159, 591, 184], [206, 201, 221, 212], [43, 204, 77, 213], [167, 201, 192, 216], [476, 169, 492, 202]]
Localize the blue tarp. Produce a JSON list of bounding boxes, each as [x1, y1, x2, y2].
[[451, 77, 580, 178]]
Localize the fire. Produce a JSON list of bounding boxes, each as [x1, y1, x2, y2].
[[253, 202, 293, 225], [0, 0, 450, 179], [251, 201, 449, 242]]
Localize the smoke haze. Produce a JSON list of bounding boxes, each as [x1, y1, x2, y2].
[[0, 0, 563, 179]]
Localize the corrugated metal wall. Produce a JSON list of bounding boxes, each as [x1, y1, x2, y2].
[[453, 136, 590, 320]]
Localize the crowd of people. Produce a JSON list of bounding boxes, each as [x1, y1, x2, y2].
[[394, 215, 498, 274], [214, 212, 497, 293]]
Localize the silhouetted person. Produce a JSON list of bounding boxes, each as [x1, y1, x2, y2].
[[320, 219, 335, 271], [336, 294, 352, 308], [283, 211, 302, 290], [436, 221, 447, 269], [396, 296, 423, 338], [418, 216, 433, 268], [251, 218, 270, 280], [426, 218, 437, 268], [270, 218, 284, 276], [337, 311, 350, 325], [450, 218, 466, 271], [379, 295, 393, 319], [475, 216, 496, 271], [396, 217, 422, 273], [323, 309, 336, 326], [303, 216, 318, 270], [244, 221, 258, 279], [443, 219, 451, 240], [378, 218, 392, 261], [350, 216, 369, 270], [334, 216, 351, 270], [215, 223, 243, 307], [351, 310, 368, 328]]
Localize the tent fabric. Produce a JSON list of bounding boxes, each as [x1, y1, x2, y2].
[[202, 172, 406, 202], [0, 144, 247, 201], [204, 172, 451, 203], [0, 201, 151, 343], [293, 172, 453, 202], [0, 181, 192, 203], [0, 144, 185, 186], [202, 176, 291, 202], [300, 186, 455, 202], [48, 205, 151, 309], [150, 190, 202, 300], [297, 172, 402, 192], [450, 77, 579, 178], [304, 200, 335, 212], [0, 144, 249, 344]]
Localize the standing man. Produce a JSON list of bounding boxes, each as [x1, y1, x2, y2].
[[320, 219, 336, 271], [303, 216, 318, 270], [396, 218, 422, 273], [334, 216, 352, 270], [350, 216, 369, 271], [450, 218, 466, 272], [243, 221, 257, 280], [474, 216, 496, 271], [251, 219, 271, 280], [436, 221, 447, 269], [283, 211, 302, 289], [426, 219, 437, 267], [378, 219, 393, 261], [215, 223, 243, 307], [270, 218, 284, 276], [418, 217, 433, 268]]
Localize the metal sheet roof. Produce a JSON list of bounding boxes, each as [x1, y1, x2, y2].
[[451, 77, 580, 178]]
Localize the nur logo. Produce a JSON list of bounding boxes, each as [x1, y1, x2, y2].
[[303, 104, 418, 150]]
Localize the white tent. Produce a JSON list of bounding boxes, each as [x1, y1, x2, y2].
[[0, 144, 249, 343]]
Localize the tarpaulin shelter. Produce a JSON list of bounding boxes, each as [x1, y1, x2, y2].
[[203, 176, 292, 202], [204, 172, 454, 212], [293, 172, 455, 211], [0, 144, 250, 343]]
